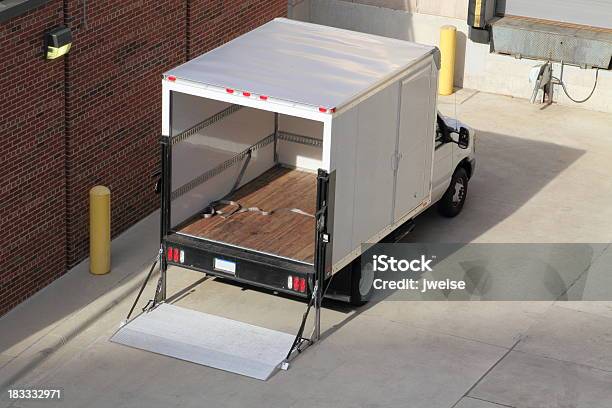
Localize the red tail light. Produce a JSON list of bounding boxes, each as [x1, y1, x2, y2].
[[167, 247, 173, 260], [288, 276, 307, 293], [293, 277, 300, 291], [242, 92, 251, 97], [173, 248, 179, 262], [226, 88, 234, 94]]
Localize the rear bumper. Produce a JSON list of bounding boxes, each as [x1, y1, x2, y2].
[[164, 232, 313, 298]]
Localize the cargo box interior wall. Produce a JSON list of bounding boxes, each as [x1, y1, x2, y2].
[[169, 91, 323, 265]]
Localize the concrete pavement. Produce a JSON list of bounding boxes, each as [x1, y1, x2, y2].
[[1, 91, 612, 408]]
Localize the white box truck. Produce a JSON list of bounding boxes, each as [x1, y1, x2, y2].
[[113, 18, 476, 380]]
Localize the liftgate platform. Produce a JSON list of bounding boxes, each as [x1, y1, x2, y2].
[[111, 304, 295, 380]]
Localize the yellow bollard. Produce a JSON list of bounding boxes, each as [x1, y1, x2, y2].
[[89, 186, 111, 275], [438, 25, 457, 96]]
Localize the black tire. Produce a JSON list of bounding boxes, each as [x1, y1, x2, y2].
[[438, 167, 469, 218], [349, 258, 374, 306]]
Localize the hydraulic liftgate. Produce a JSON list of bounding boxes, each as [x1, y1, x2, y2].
[[111, 125, 330, 380], [111, 17, 439, 379]]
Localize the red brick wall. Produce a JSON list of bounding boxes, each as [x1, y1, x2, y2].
[[62, 0, 187, 265], [0, 1, 67, 316], [0, 0, 287, 316]]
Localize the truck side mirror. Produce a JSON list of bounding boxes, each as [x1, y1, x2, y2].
[[458, 127, 469, 149]]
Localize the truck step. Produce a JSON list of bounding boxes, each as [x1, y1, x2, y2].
[[110, 303, 295, 380]]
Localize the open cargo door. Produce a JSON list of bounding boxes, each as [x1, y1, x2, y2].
[[111, 304, 295, 380]]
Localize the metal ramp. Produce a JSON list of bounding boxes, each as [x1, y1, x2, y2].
[[111, 303, 296, 380]]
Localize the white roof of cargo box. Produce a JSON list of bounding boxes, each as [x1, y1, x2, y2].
[[165, 18, 439, 110]]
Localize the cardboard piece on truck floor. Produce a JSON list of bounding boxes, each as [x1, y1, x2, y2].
[[110, 303, 295, 380]]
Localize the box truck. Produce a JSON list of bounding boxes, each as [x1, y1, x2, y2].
[[113, 18, 476, 380]]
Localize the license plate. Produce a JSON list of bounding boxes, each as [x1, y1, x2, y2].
[[213, 258, 236, 274]]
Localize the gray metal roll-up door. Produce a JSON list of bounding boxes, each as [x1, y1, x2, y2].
[[497, 0, 612, 29]]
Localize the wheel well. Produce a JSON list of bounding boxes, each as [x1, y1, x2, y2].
[[458, 159, 472, 179]]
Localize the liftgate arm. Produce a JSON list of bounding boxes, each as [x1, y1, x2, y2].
[[125, 255, 158, 321], [157, 135, 172, 303], [313, 169, 329, 341], [283, 169, 329, 363], [124, 134, 171, 321]]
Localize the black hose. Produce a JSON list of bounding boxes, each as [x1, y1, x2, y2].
[[555, 68, 600, 104], [285, 289, 316, 359]]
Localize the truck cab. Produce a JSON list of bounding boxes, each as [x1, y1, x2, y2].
[[431, 113, 476, 217]]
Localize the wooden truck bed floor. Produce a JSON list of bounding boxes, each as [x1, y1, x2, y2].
[[178, 166, 317, 264]]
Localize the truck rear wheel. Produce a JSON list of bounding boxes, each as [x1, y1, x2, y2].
[[349, 258, 374, 306], [438, 167, 468, 218]]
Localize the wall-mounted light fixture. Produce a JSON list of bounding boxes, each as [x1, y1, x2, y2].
[[45, 26, 72, 60]]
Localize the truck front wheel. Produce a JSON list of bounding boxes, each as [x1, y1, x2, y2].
[[438, 167, 468, 218]]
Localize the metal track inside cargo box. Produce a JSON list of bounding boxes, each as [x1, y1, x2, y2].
[[171, 131, 321, 200]]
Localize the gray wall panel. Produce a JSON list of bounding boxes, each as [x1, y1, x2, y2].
[[170, 93, 275, 226], [497, 0, 612, 29]]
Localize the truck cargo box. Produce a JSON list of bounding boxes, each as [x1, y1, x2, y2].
[[161, 18, 440, 285]]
